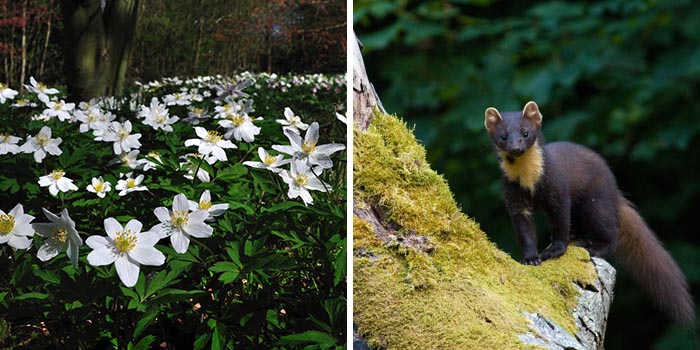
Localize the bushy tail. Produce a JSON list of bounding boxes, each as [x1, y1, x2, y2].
[[614, 198, 695, 326]]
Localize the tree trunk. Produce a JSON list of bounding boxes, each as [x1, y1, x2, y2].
[[19, 1, 27, 90], [60, 0, 139, 102], [39, 15, 51, 78], [352, 30, 615, 350]]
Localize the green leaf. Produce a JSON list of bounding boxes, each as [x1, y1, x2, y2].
[[277, 330, 338, 346], [263, 201, 307, 213], [14, 292, 49, 301], [130, 335, 157, 350], [133, 312, 159, 339], [333, 241, 347, 287]]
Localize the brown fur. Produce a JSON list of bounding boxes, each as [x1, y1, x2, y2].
[[615, 199, 695, 326], [485, 101, 695, 326]]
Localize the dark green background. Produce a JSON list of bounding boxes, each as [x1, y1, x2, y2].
[[354, 0, 700, 348]]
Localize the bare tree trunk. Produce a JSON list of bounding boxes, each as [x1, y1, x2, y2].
[[193, 16, 204, 73], [61, 0, 139, 102], [39, 15, 51, 78], [19, 0, 27, 89], [266, 28, 272, 73]]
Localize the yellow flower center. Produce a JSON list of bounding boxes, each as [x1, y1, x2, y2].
[[114, 229, 137, 252], [38, 82, 47, 90], [52, 228, 68, 243], [192, 108, 204, 115], [170, 210, 189, 228], [227, 113, 245, 126], [295, 173, 309, 187], [0, 83, 5, 89], [94, 181, 104, 192], [301, 141, 316, 154], [264, 155, 277, 166], [126, 178, 136, 188], [0, 134, 10, 143], [148, 151, 160, 157], [51, 169, 65, 180], [290, 116, 301, 124], [53, 101, 64, 111], [0, 214, 15, 235], [199, 200, 212, 210], [206, 130, 222, 144], [36, 133, 50, 146], [87, 111, 100, 122], [117, 128, 130, 140], [155, 113, 167, 124], [16, 99, 26, 106]]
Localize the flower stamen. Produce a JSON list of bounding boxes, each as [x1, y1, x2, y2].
[[51, 169, 65, 180], [0, 214, 15, 235], [52, 228, 68, 243], [301, 141, 316, 154], [170, 210, 189, 228], [114, 229, 137, 252]]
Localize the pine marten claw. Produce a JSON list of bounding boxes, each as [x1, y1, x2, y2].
[[521, 256, 541, 266]]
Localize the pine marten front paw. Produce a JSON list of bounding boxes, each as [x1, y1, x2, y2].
[[521, 255, 542, 266], [540, 243, 567, 261]]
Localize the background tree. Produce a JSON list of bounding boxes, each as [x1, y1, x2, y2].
[[1, 0, 346, 95], [0, 0, 60, 89], [60, 0, 139, 102], [354, 0, 700, 349]]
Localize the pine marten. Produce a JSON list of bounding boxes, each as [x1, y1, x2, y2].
[[484, 101, 694, 326]]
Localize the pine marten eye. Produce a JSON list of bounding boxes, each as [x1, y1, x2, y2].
[[522, 131, 529, 138], [500, 134, 507, 141]]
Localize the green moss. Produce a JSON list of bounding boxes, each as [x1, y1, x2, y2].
[[354, 112, 596, 350]]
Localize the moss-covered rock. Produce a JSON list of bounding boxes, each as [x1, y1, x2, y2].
[[353, 112, 596, 350]]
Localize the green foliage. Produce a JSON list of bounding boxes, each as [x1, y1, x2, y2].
[[355, 0, 700, 348], [0, 73, 346, 349]]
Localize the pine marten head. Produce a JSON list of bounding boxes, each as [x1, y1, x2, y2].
[[484, 101, 542, 160]]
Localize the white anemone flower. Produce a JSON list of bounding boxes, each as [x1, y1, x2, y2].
[[38, 169, 79, 197], [32, 208, 83, 267], [19, 126, 62, 163], [163, 92, 191, 106], [24, 76, 59, 101], [102, 121, 142, 155], [272, 122, 345, 169], [218, 113, 261, 143], [86, 176, 112, 198], [279, 161, 331, 206], [39, 94, 75, 122], [115, 172, 147, 196], [276, 107, 309, 134], [0, 133, 21, 155], [86, 218, 165, 287], [150, 194, 213, 253], [242, 147, 289, 173], [187, 190, 229, 221], [140, 97, 179, 132], [0, 204, 34, 249], [184, 127, 236, 162], [0, 83, 18, 104], [74, 108, 111, 133]]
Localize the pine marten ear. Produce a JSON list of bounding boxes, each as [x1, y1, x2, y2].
[[522, 101, 542, 127], [484, 107, 503, 132]]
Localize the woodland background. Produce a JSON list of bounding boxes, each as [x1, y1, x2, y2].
[[354, 0, 700, 349], [0, 0, 345, 87]]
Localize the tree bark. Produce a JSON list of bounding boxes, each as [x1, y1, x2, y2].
[[60, 0, 139, 102], [19, 1, 27, 90], [352, 30, 614, 349], [38, 15, 51, 78]]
